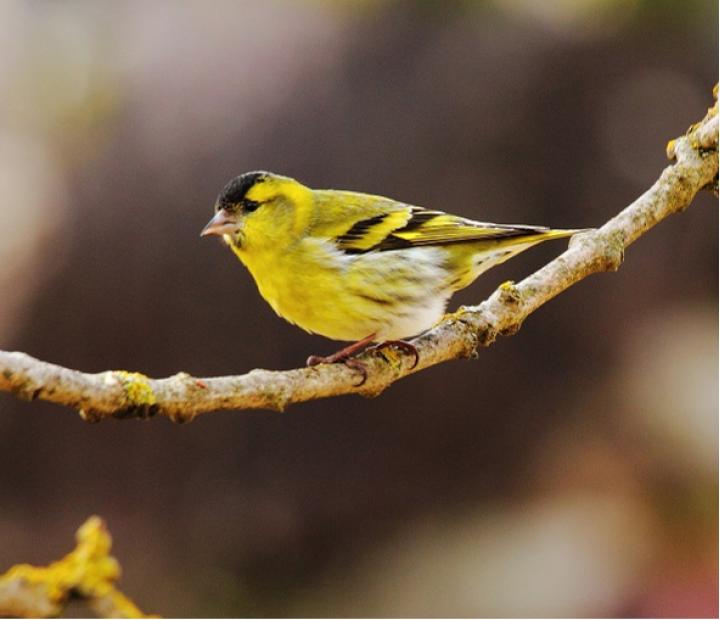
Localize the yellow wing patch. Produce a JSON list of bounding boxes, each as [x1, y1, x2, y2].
[[334, 206, 553, 254], [334, 209, 411, 253], [392, 213, 522, 244]]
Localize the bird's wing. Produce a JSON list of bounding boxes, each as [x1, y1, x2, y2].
[[332, 204, 554, 254]]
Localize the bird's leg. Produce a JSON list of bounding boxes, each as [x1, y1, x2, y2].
[[306, 333, 377, 385], [306, 333, 377, 366], [369, 340, 420, 369]]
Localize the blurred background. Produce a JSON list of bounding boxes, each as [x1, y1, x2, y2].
[[0, 0, 717, 617]]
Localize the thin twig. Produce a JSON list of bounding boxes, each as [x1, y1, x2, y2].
[[0, 86, 716, 422]]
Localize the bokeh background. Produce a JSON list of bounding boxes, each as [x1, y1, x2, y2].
[[0, 0, 717, 617]]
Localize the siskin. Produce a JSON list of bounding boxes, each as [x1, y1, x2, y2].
[[201, 171, 583, 379]]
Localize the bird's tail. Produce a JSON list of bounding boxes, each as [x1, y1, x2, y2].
[[489, 226, 591, 254], [497, 226, 589, 244], [459, 226, 590, 287]]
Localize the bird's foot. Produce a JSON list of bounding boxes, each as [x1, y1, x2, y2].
[[369, 340, 419, 369], [306, 334, 376, 386], [305, 335, 419, 386]]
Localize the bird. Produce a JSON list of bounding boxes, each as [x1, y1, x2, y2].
[[201, 171, 583, 382]]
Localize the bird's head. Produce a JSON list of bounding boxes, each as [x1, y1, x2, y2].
[[201, 171, 313, 252]]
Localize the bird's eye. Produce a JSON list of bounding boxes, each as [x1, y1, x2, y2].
[[244, 199, 261, 213]]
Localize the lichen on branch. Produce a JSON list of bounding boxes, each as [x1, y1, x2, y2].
[[0, 85, 717, 422], [0, 516, 154, 618]]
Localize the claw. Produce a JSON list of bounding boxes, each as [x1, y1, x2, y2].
[[305, 334, 376, 386], [306, 355, 324, 367], [342, 358, 368, 386], [306, 353, 368, 386]]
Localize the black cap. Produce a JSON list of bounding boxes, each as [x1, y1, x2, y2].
[[217, 171, 269, 208]]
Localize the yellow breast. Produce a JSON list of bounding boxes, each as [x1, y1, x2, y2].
[[231, 240, 372, 341]]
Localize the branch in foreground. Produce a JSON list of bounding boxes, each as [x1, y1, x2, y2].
[[0, 516, 154, 618], [0, 86, 717, 422]]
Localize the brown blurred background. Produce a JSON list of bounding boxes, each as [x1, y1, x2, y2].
[[0, 1, 717, 617]]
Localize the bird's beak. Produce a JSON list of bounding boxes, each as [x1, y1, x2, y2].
[[200, 210, 239, 237]]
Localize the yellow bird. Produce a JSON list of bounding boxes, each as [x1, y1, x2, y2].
[[201, 171, 582, 379]]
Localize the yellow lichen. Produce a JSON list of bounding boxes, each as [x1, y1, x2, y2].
[[376, 346, 403, 369], [440, 306, 469, 322], [497, 280, 522, 306], [0, 516, 154, 618], [113, 371, 157, 406]]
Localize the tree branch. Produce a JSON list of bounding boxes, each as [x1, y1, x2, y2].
[[1, 86, 716, 422], [0, 516, 154, 618]]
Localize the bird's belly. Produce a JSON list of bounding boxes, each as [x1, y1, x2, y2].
[[271, 285, 448, 342], [243, 244, 452, 342], [371, 294, 448, 340], [258, 275, 389, 342]]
